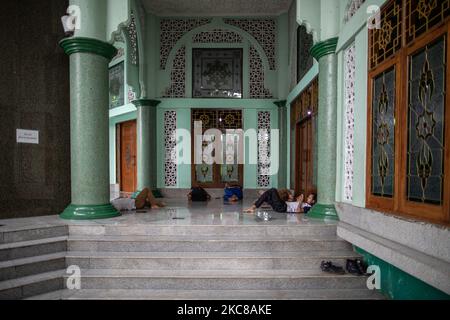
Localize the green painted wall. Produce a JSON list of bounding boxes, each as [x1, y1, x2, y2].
[[109, 13, 290, 190], [356, 247, 450, 300], [152, 17, 280, 99], [156, 100, 279, 189], [335, 0, 387, 206]]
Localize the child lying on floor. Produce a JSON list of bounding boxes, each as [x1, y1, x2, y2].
[[286, 193, 316, 214]]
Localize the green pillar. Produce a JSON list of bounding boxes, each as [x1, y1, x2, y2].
[[132, 99, 161, 190], [59, 37, 120, 220], [274, 100, 287, 189], [308, 38, 339, 221]]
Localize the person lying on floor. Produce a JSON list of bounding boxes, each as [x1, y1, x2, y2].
[[286, 193, 316, 214], [224, 183, 243, 203], [188, 186, 211, 202], [244, 188, 292, 213], [111, 188, 166, 211]]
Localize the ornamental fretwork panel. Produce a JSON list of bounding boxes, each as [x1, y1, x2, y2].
[[160, 18, 212, 69], [405, 0, 450, 44], [224, 18, 277, 70], [344, 43, 356, 202], [164, 111, 177, 187], [369, 0, 403, 70], [258, 111, 272, 188], [163, 46, 186, 98], [370, 0, 450, 70], [345, 0, 366, 23], [297, 25, 314, 83]]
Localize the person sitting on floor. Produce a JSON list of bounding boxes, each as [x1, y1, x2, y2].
[[286, 193, 316, 214], [244, 188, 292, 213], [111, 188, 166, 211], [224, 183, 243, 203], [188, 186, 211, 202]]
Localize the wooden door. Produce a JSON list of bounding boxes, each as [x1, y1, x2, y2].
[[292, 78, 318, 197], [295, 119, 315, 196], [118, 120, 137, 193], [191, 109, 244, 188]]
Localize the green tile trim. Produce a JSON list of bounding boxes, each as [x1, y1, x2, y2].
[[132, 99, 162, 108], [274, 100, 287, 108], [355, 247, 450, 300], [308, 204, 339, 221], [59, 37, 118, 61], [60, 204, 121, 220], [310, 37, 339, 61]]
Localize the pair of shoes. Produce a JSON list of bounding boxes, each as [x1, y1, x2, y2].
[[320, 261, 345, 275], [346, 259, 368, 276]]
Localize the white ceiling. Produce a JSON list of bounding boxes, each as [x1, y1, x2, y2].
[[142, 0, 293, 17]]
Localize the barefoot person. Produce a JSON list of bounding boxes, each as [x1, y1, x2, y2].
[[244, 188, 291, 213], [112, 188, 166, 211]]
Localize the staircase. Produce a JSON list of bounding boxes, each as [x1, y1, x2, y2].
[[0, 225, 67, 299], [0, 222, 384, 300]]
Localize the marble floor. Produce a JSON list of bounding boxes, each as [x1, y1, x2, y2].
[[0, 199, 337, 232]]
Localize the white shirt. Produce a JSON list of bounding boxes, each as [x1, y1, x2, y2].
[[111, 198, 136, 211], [286, 202, 300, 213]]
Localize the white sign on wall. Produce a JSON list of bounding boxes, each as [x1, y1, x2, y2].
[[17, 129, 39, 145]]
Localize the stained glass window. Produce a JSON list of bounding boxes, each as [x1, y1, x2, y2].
[[109, 62, 124, 109], [407, 36, 446, 205], [192, 49, 243, 99], [372, 67, 396, 198]]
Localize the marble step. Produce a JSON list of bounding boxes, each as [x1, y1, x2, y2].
[[68, 224, 338, 238], [61, 269, 369, 290], [28, 288, 385, 300], [66, 250, 360, 271], [0, 225, 68, 244], [0, 270, 65, 300], [0, 237, 67, 262], [0, 252, 66, 281], [68, 235, 352, 252]]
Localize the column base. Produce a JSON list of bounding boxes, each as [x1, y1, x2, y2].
[[60, 204, 121, 220], [308, 204, 339, 221]]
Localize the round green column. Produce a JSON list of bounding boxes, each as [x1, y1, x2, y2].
[[309, 38, 339, 221], [132, 99, 161, 190], [59, 37, 120, 220]]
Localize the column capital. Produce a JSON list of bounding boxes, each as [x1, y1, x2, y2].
[[132, 99, 162, 108], [59, 37, 118, 61], [310, 37, 338, 61], [274, 100, 287, 108]]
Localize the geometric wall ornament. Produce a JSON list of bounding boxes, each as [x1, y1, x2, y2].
[[127, 13, 139, 65], [257, 111, 272, 188], [224, 18, 277, 70], [249, 46, 273, 99], [344, 43, 356, 202], [164, 111, 177, 187], [344, 0, 366, 23], [160, 18, 212, 69], [163, 46, 186, 98], [193, 29, 243, 43]]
